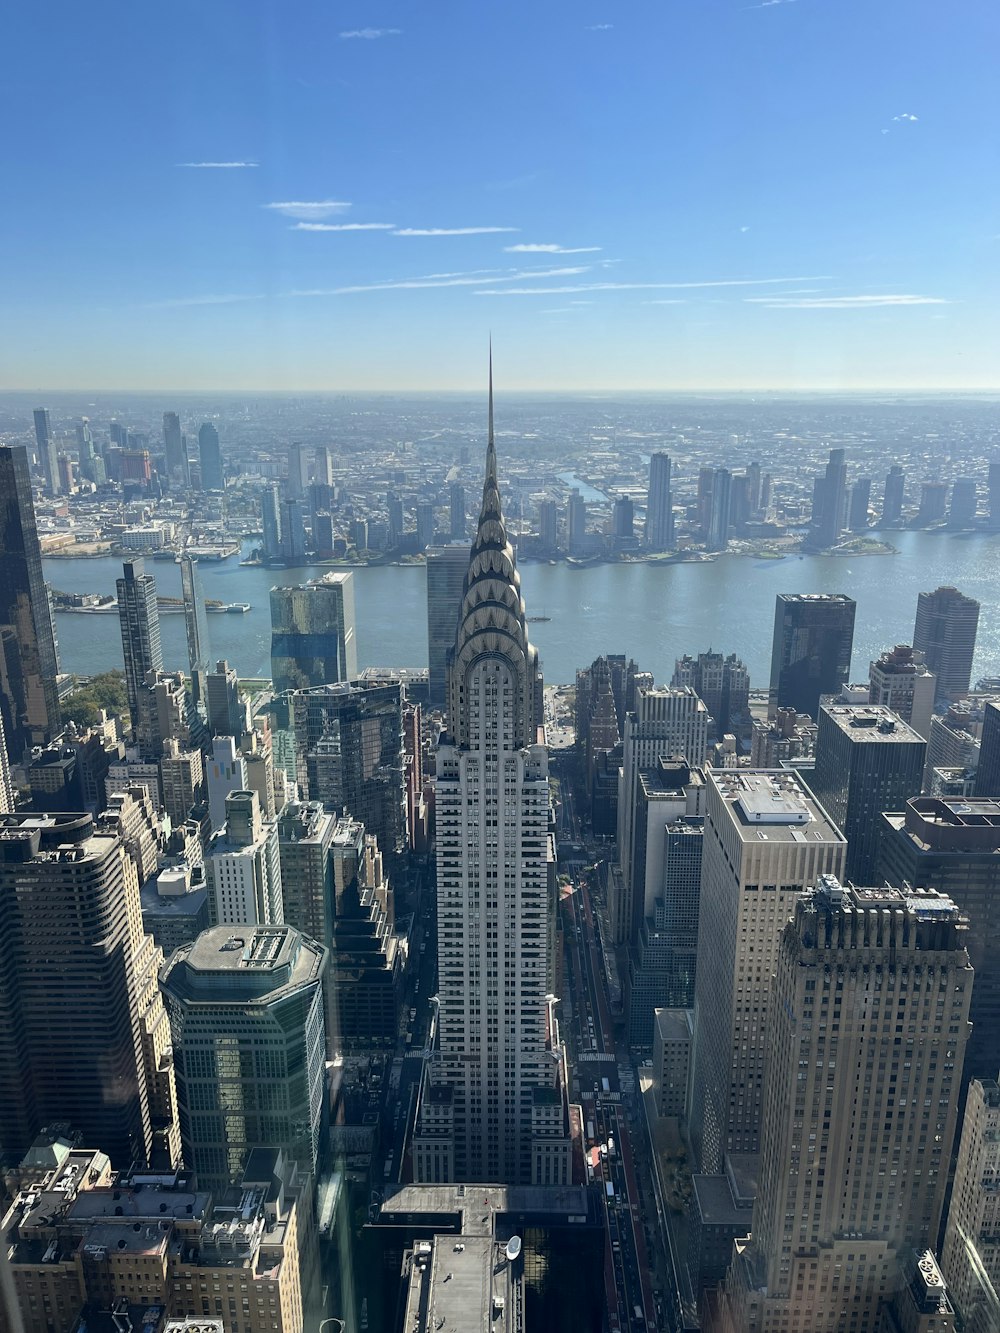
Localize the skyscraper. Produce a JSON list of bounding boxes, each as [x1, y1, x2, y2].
[[989, 461, 1000, 532], [179, 554, 211, 704], [0, 709, 13, 813], [537, 498, 558, 551], [449, 480, 466, 539], [717, 877, 971, 1333], [162, 411, 188, 487], [949, 476, 978, 527], [879, 797, 1000, 1092], [205, 788, 283, 927], [974, 699, 1000, 798], [426, 543, 472, 708], [416, 501, 436, 550], [689, 770, 845, 1175], [567, 487, 587, 555], [672, 650, 750, 739], [411, 362, 572, 1187], [645, 451, 675, 551], [117, 559, 164, 733], [261, 483, 283, 560], [286, 441, 308, 498], [161, 922, 326, 1192], [269, 572, 357, 694], [768, 592, 856, 720], [883, 463, 906, 525], [809, 704, 926, 886], [706, 467, 732, 551], [805, 447, 847, 549], [913, 585, 980, 698], [0, 444, 62, 756], [625, 758, 706, 1049], [941, 1076, 1000, 1327], [848, 476, 871, 530], [0, 809, 180, 1169], [204, 658, 245, 738], [869, 643, 937, 740], [614, 685, 710, 945], [197, 421, 223, 491], [291, 678, 407, 862], [280, 495, 307, 561], [33, 407, 60, 495]]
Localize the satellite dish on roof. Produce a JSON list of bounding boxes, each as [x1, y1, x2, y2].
[[506, 1235, 522, 1262]]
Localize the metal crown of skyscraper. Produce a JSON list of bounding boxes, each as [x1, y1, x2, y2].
[[447, 349, 540, 749]]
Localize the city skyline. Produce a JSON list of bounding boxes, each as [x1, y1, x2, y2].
[[3, 1, 998, 391]]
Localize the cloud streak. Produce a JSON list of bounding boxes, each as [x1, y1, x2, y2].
[[263, 200, 351, 219], [290, 265, 592, 297], [339, 27, 401, 39], [746, 294, 948, 309], [394, 226, 519, 236], [586, 22, 614, 30], [504, 243, 602, 254], [473, 274, 836, 296], [177, 161, 259, 169], [292, 222, 396, 231]]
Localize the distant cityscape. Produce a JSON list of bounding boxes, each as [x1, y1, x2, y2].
[[6, 395, 1000, 583], [2, 386, 1000, 1333]]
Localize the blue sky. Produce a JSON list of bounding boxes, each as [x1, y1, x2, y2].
[[3, 0, 998, 390]]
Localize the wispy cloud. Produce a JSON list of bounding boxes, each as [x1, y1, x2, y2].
[[177, 161, 259, 169], [586, 22, 614, 30], [292, 221, 396, 231], [394, 226, 520, 236], [892, 112, 918, 122], [504, 243, 602, 254], [739, 225, 751, 233], [263, 200, 351, 220], [745, 0, 797, 8], [339, 27, 401, 39], [146, 293, 265, 309], [642, 299, 688, 305], [747, 294, 948, 309], [290, 265, 592, 297], [473, 274, 835, 296]]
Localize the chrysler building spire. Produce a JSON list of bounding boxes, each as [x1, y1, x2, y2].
[[448, 353, 541, 750]]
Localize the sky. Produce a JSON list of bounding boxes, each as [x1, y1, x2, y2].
[[3, 0, 998, 391]]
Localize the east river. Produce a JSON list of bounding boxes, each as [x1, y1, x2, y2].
[[44, 530, 1000, 688]]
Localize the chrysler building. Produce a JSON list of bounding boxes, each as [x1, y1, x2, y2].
[[412, 358, 573, 1186]]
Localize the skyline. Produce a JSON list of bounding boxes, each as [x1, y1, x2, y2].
[[4, 0, 999, 391]]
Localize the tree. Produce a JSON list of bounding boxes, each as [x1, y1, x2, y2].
[[61, 670, 129, 729]]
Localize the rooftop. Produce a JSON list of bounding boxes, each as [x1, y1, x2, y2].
[[711, 770, 843, 844], [820, 704, 924, 744], [161, 925, 326, 1002]]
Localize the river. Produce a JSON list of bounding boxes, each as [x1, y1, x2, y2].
[[44, 530, 1000, 687]]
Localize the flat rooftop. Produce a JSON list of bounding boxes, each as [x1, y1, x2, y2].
[[820, 704, 924, 744], [711, 770, 843, 844], [380, 1183, 590, 1235]]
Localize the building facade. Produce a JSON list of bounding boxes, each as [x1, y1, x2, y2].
[[117, 559, 164, 734], [809, 704, 926, 886], [869, 644, 936, 740], [717, 877, 971, 1333], [913, 586, 980, 699], [426, 543, 472, 709], [0, 811, 179, 1170], [689, 770, 846, 1175], [0, 444, 62, 756], [269, 572, 357, 694], [161, 923, 327, 1192], [614, 685, 709, 946], [768, 592, 857, 721]]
